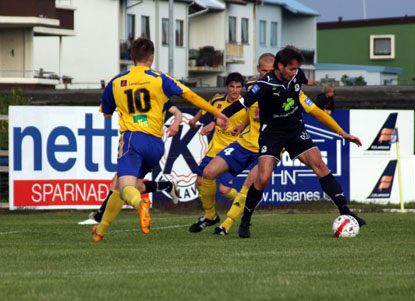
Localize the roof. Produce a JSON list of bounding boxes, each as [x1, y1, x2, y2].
[[262, 0, 319, 16], [192, 0, 226, 11], [318, 15, 415, 30], [316, 63, 403, 74]]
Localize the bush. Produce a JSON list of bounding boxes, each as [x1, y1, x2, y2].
[[0, 89, 31, 150], [341, 75, 367, 86]]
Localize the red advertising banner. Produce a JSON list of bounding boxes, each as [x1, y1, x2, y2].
[[13, 180, 112, 208]]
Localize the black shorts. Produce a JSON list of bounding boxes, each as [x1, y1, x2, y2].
[[258, 124, 316, 161]]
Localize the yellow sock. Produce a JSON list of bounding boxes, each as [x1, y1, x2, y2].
[[201, 178, 216, 220], [222, 188, 238, 201], [122, 186, 141, 209], [96, 190, 124, 236], [240, 185, 249, 195], [196, 184, 203, 199], [221, 192, 247, 231]]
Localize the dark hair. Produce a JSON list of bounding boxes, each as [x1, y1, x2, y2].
[[273, 45, 304, 69], [131, 37, 154, 63], [225, 72, 244, 87]]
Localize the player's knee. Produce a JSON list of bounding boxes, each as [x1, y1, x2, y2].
[[203, 166, 216, 180], [313, 160, 329, 177], [256, 173, 271, 189]]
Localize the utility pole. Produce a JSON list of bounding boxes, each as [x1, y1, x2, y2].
[[168, 0, 174, 75]]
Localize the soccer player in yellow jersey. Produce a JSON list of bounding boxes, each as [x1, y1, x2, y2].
[[188, 73, 248, 232], [212, 53, 274, 234], [92, 37, 228, 242]]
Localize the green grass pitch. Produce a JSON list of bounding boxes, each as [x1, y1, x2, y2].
[[1, 211, 414, 300]]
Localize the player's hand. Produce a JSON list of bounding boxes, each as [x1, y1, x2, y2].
[[166, 125, 179, 137], [215, 112, 229, 131], [339, 130, 362, 147], [189, 118, 198, 129], [231, 123, 245, 136], [200, 122, 215, 135], [307, 79, 316, 85]]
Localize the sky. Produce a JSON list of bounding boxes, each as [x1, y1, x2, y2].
[[302, 0, 415, 22]]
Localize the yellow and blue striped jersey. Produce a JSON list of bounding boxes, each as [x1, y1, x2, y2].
[[237, 101, 260, 153], [236, 78, 261, 153], [205, 94, 248, 157], [101, 66, 190, 137]]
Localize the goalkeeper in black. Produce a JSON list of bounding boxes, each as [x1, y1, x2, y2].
[[222, 45, 365, 238]]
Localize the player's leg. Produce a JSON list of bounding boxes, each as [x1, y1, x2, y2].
[[239, 156, 276, 238], [218, 183, 238, 202], [217, 164, 258, 234], [193, 156, 212, 203], [80, 174, 118, 225], [93, 177, 127, 241], [189, 156, 229, 233], [141, 178, 180, 204], [298, 147, 366, 226]]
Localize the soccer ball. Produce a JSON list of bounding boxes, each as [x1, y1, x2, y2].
[[332, 215, 360, 238]]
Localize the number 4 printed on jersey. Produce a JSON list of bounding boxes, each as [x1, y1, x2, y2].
[[224, 148, 235, 156]]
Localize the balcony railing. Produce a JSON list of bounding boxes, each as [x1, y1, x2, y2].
[[188, 47, 224, 73]]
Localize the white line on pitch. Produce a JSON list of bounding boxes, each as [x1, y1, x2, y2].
[[112, 224, 188, 233], [0, 231, 22, 235]]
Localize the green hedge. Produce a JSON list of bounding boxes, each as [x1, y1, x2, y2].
[[0, 89, 31, 150]]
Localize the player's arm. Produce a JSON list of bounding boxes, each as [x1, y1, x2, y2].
[[231, 110, 249, 136], [166, 105, 182, 137], [189, 109, 204, 129], [161, 74, 228, 129], [200, 121, 216, 136], [301, 92, 362, 146], [221, 86, 262, 118], [182, 91, 229, 130], [101, 81, 116, 118]]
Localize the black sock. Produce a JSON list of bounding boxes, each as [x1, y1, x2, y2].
[[242, 184, 264, 222], [94, 190, 112, 222], [144, 181, 172, 193], [319, 173, 352, 215]]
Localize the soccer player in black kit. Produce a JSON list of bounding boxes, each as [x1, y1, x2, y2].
[[222, 46, 366, 238]]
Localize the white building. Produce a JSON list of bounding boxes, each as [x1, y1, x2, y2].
[[0, 0, 76, 90], [315, 63, 402, 86], [5, 0, 319, 89]]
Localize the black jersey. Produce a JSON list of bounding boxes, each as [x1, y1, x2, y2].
[[223, 68, 308, 131]]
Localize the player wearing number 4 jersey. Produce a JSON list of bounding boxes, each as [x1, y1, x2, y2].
[[92, 37, 229, 242]]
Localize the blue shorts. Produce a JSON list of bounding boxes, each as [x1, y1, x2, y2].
[[117, 131, 164, 178], [217, 142, 258, 176], [193, 156, 237, 187]]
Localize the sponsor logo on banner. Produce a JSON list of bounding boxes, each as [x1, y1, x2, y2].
[[367, 160, 397, 199], [9, 106, 119, 209], [367, 113, 398, 151], [152, 112, 209, 202]]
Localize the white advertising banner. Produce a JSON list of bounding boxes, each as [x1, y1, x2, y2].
[[350, 110, 415, 204], [8, 106, 415, 209], [9, 106, 120, 209]]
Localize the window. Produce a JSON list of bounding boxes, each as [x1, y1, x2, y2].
[[127, 14, 135, 41], [259, 20, 266, 45], [229, 16, 236, 43], [162, 18, 169, 45], [241, 18, 248, 44], [370, 35, 395, 59], [271, 21, 278, 46], [141, 16, 150, 39], [175, 20, 183, 46]]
